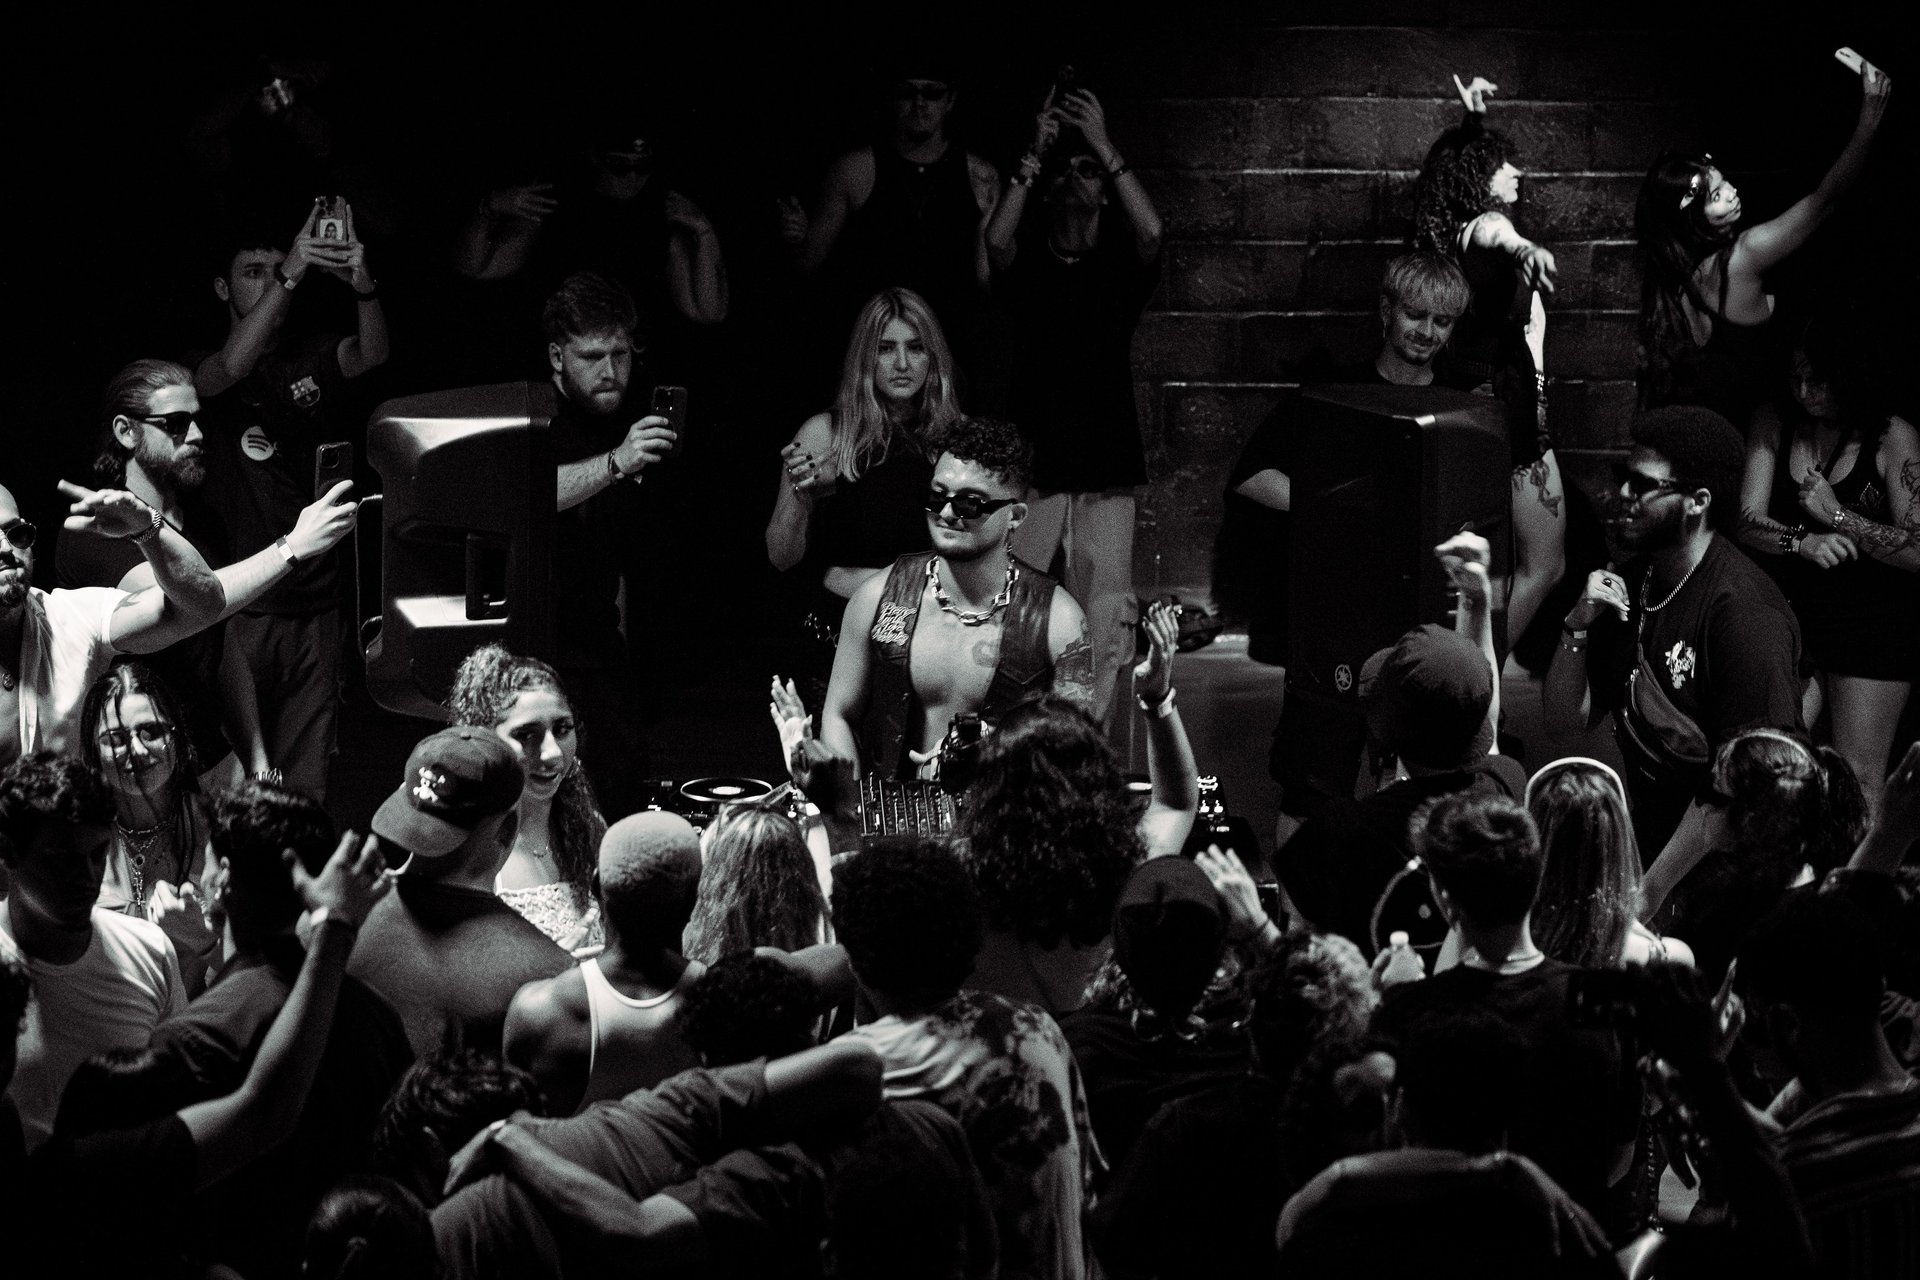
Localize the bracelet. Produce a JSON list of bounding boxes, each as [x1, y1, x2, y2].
[[273, 264, 299, 291], [1017, 151, 1043, 175], [1010, 172, 1036, 188], [306, 906, 361, 935], [1136, 687, 1177, 718], [353, 284, 380, 301], [1107, 161, 1132, 180], [1561, 626, 1588, 641], [1560, 634, 1586, 653], [607, 450, 630, 482], [275, 535, 300, 565], [126, 505, 164, 545]]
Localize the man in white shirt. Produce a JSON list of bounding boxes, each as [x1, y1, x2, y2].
[[1, 479, 225, 767], [0, 752, 185, 1149]]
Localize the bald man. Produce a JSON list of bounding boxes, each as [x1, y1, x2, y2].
[[504, 811, 707, 1114]]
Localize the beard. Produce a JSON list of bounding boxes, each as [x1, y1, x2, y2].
[[0, 557, 26, 609], [562, 368, 627, 416], [1612, 497, 1685, 557], [136, 438, 206, 491]]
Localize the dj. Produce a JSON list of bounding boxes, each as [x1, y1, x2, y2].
[[819, 416, 1093, 778]]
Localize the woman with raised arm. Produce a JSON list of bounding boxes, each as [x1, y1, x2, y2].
[[1636, 58, 1892, 425], [765, 288, 964, 630], [1737, 314, 1919, 820], [1414, 74, 1566, 648], [448, 643, 607, 954]]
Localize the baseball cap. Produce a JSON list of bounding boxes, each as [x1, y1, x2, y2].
[[1111, 856, 1226, 1023], [372, 728, 525, 858], [1358, 624, 1495, 771]]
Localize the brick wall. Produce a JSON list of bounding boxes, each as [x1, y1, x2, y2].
[[1106, 15, 1708, 600]]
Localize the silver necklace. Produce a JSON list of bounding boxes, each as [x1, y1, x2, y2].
[[115, 820, 168, 914], [1640, 550, 1706, 613], [927, 558, 1016, 627]]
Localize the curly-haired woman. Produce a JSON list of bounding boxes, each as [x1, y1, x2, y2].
[[447, 643, 607, 953]]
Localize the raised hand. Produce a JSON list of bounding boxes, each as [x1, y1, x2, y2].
[[487, 183, 559, 223], [1030, 87, 1063, 156], [1053, 89, 1114, 157], [1435, 531, 1493, 613], [1859, 58, 1892, 126], [1516, 243, 1558, 294], [1133, 599, 1179, 703], [58, 480, 155, 540], [1194, 845, 1269, 942], [291, 831, 390, 929], [287, 480, 357, 560], [769, 675, 813, 765], [1453, 74, 1498, 114]]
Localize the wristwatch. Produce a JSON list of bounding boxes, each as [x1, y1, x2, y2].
[[274, 535, 300, 564], [126, 504, 165, 545]]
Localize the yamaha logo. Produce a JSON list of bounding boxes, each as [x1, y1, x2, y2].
[[1334, 664, 1353, 692]]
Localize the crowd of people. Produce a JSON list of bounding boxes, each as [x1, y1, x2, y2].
[[3, 41, 1917, 1280]]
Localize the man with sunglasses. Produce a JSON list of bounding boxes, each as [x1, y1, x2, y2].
[[1, 476, 225, 770], [1544, 405, 1801, 859], [819, 417, 1091, 778], [779, 58, 1000, 362]]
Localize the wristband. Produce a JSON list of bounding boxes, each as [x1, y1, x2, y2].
[[1561, 626, 1587, 641], [1136, 687, 1177, 718], [252, 767, 285, 787], [273, 264, 299, 291], [353, 284, 380, 301], [607, 450, 631, 482], [306, 906, 362, 935], [126, 504, 164, 545], [1107, 161, 1132, 180], [275, 535, 300, 565]]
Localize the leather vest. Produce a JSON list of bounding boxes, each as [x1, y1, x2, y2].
[[859, 552, 1057, 778]]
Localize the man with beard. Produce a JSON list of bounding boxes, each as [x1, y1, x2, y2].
[[820, 416, 1091, 779], [544, 272, 676, 815], [194, 205, 389, 801], [1544, 405, 1802, 858], [58, 360, 357, 782], [1, 474, 224, 769]]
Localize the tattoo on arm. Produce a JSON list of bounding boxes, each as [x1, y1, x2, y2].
[[1901, 458, 1920, 509], [1052, 624, 1096, 711], [1513, 458, 1561, 516], [1835, 507, 1917, 561]]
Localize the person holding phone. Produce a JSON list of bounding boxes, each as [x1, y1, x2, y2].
[[192, 199, 389, 801]]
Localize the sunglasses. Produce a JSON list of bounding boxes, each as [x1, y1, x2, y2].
[[98, 722, 177, 752], [924, 490, 1017, 520], [1611, 461, 1682, 501], [0, 518, 35, 550], [138, 412, 199, 439]]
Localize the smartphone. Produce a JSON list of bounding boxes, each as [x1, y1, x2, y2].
[[1834, 47, 1864, 74], [1054, 63, 1078, 99], [1566, 969, 1639, 1029], [315, 441, 354, 501], [652, 386, 689, 457], [315, 196, 347, 242]]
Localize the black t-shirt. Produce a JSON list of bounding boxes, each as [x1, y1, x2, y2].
[[1589, 533, 1803, 789], [1277, 754, 1527, 955], [1370, 959, 1643, 1226], [198, 331, 357, 616], [1059, 1008, 1252, 1168], [1216, 361, 1389, 664], [26, 1113, 197, 1278], [999, 218, 1161, 492], [347, 873, 571, 1060], [55, 504, 235, 767], [550, 392, 647, 666], [1092, 1074, 1288, 1280]]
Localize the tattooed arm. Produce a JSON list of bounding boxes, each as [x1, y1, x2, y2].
[[1048, 591, 1097, 713], [1507, 449, 1567, 644], [1800, 418, 1920, 571]]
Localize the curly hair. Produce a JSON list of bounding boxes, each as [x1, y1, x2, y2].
[[80, 661, 202, 886], [1629, 405, 1746, 530], [959, 696, 1145, 948], [542, 270, 640, 347], [937, 414, 1035, 496], [1247, 927, 1377, 1081], [679, 953, 821, 1065], [447, 643, 604, 902], [1412, 792, 1542, 926], [372, 1051, 544, 1181], [1527, 760, 1641, 969], [1413, 114, 1517, 260], [827, 288, 963, 482], [91, 359, 195, 488], [1634, 153, 1739, 404], [684, 802, 827, 963], [0, 751, 114, 865], [831, 836, 984, 1007]]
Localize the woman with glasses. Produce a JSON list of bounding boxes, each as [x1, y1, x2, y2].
[[1634, 58, 1891, 424], [447, 643, 606, 955], [765, 287, 964, 635], [81, 661, 221, 992]]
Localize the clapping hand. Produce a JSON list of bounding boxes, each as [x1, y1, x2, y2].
[[1133, 600, 1179, 703], [58, 480, 155, 539]]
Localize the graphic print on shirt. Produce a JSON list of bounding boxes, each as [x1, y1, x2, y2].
[[240, 426, 277, 462], [872, 602, 915, 646], [289, 375, 322, 410], [1664, 641, 1696, 690]]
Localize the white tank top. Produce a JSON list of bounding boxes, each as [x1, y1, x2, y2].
[[576, 956, 704, 1111]]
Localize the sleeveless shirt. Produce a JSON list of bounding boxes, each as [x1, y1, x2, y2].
[[574, 956, 703, 1112]]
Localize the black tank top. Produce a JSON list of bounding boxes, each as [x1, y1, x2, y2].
[[840, 144, 981, 324]]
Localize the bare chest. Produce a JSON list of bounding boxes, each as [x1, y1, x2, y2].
[[906, 588, 1003, 721]]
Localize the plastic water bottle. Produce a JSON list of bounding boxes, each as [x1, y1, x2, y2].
[[1382, 931, 1427, 986]]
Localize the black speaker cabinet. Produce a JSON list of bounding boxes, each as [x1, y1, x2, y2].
[[364, 382, 557, 719], [1286, 384, 1510, 703]]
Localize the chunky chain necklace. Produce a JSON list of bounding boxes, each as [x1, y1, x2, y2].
[[115, 820, 168, 914], [927, 557, 1016, 626], [1640, 549, 1706, 614]]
